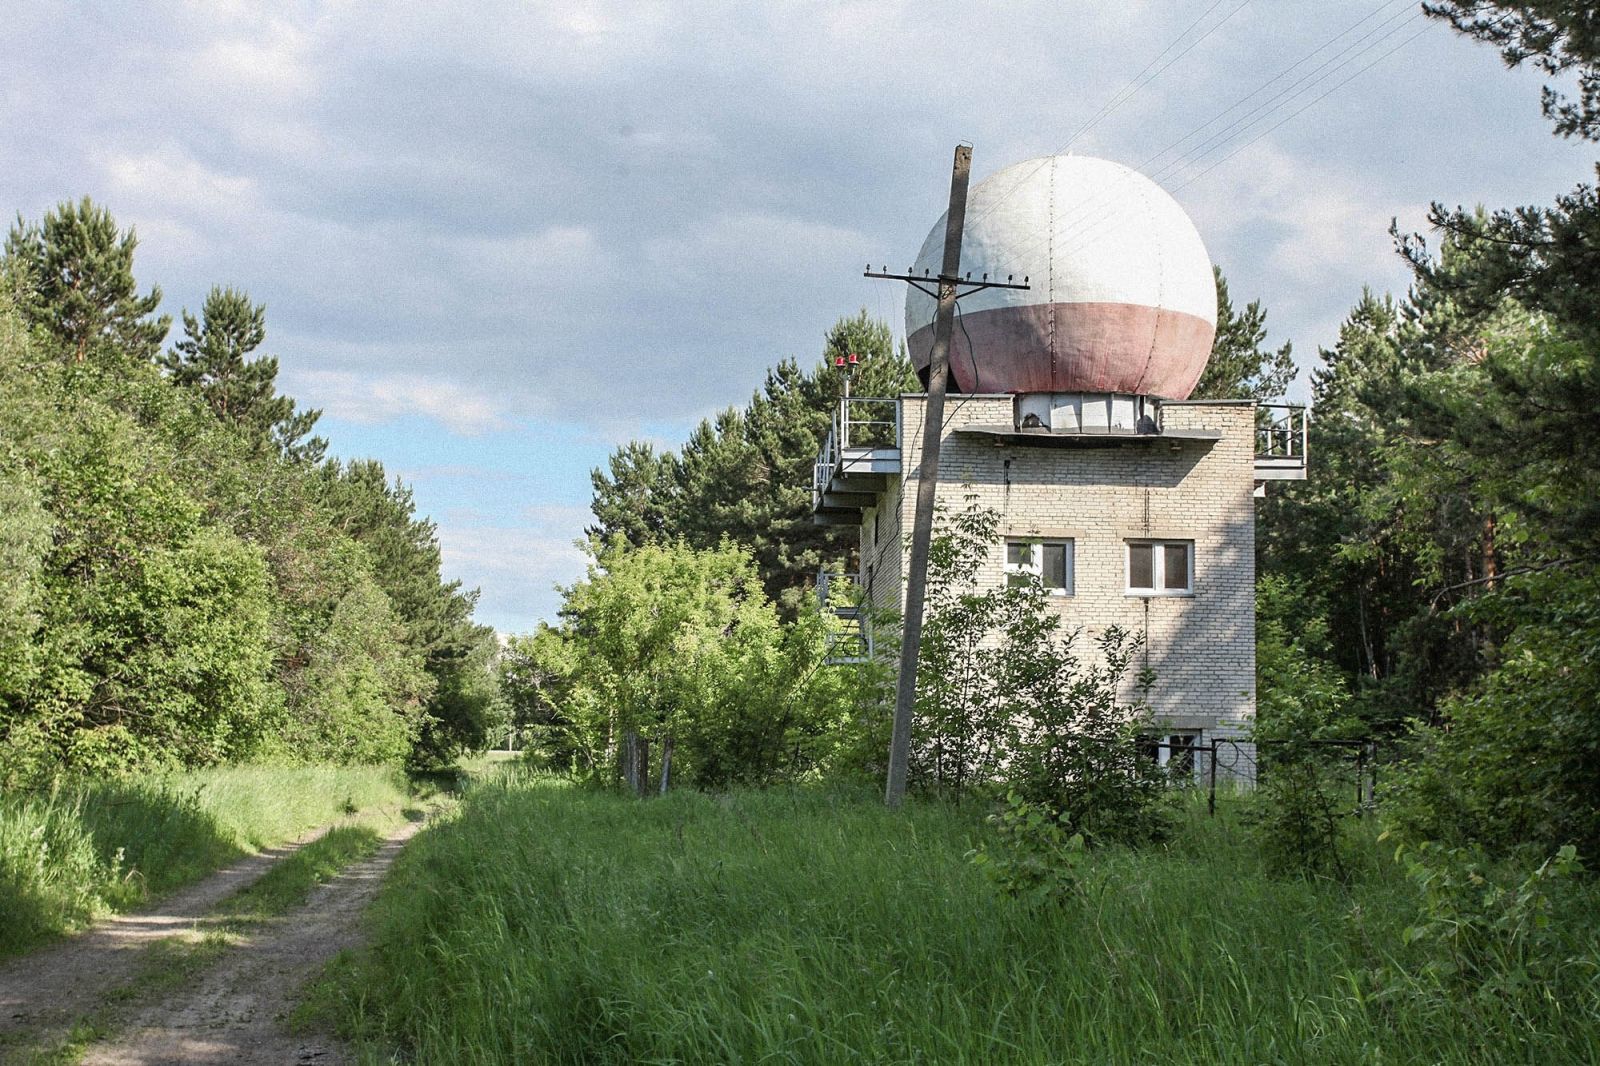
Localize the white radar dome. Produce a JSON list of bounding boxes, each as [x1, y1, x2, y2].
[[906, 155, 1217, 399]]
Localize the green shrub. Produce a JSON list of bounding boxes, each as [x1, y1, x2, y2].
[[915, 495, 1174, 844], [1388, 841, 1588, 1000], [966, 791, 1084, 905], [1253, 575, 1359, 878], [1383, 571, 1600, 860]]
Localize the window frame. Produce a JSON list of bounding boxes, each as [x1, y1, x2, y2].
[[1125, 539, 1194, 597], [1004, 538, 1074, 596], [1138, 731, 1201, 779]]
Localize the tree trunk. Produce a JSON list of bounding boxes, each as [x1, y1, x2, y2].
[[621, 730, 650, 797], [1483, 513, 1499, 592], [658, 735, 674, 796]]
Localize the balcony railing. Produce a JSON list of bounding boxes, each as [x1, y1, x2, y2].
[[1255, 403, 1308, 481], [812, 397, 902, 521]]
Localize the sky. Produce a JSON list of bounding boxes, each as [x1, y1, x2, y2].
[[2, 1, 1593, 633]]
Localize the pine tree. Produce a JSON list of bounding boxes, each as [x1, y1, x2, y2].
[[588, 442, 676, 544], [1192, 267, 1295, 400], [1425, 1, 1600, 140], [2, 197, 169, 363], [161, 286, 327, 462], [587, 310, 917, 610]]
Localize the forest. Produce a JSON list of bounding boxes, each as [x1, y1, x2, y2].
[[0, 200, 502, 783]]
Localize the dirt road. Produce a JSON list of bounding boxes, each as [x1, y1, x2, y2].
[[0, 818, 423, 1065], [1, 828, 333, 1039]]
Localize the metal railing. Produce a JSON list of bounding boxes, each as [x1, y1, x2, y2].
[[1142, 736, 1377, 817], [836, 396, 901, 451], [815, 565, 860, 611], [826, 611, 872, 662], [1256, 404, 1308, 462], [813, 397, 902, 507], [817, 565, 872, 662], [813, 428, 839, 510]]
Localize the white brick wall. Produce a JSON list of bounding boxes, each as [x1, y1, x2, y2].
[[861, 395, 1257, 744]]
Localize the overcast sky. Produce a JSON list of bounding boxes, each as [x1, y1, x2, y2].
[[3, 1, 1593, 632]]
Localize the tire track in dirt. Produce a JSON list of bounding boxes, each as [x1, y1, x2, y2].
[[0, 825, 338, 1040], [77, 818, 422, 1065]]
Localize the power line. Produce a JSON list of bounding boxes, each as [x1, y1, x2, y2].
[[1045, 24, 1429, 257], [1041, 6, 1425, 255], [1136, 0, 1412, 176], [1169, 18, 1436, 194], [977, 3, 1434, 277], [1063, 0, 1250, 156], [961, 0, 1250, 236], [1150, 6, 1424, 185]]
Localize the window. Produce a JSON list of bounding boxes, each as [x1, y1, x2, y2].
[[1138, 732, 1199, 780], [1126, 540, 1192, 595], [1005, 539, 1073, 595]]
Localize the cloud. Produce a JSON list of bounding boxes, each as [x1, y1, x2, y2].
[[438, 522, 590, 634], [290, 370, 511, 435]]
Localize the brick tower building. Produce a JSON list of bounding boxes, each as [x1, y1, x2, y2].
[[812, 155, 1306, 770]]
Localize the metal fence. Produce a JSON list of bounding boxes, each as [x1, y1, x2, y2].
[[1255, 403, 1308, 461], [1143, 736, 1378, 818]]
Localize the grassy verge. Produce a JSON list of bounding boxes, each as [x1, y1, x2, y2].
[[0, 763, 411, 956], [319, 773, 1600, 1065]]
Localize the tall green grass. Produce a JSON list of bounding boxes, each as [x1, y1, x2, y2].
[[327, 774, 1600, 1065], [0, 764, 408, 956]]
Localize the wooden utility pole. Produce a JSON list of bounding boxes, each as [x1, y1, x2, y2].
[[884, 145, 971, 808], [866, 146, 1027, 809]]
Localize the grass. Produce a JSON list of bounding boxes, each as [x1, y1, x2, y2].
[[319, 773, 1600, 1065], [0, 763, 411, 956]]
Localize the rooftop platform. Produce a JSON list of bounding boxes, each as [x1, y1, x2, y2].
[[812, 397, 901, 526], [810, 396, 1309, 523]]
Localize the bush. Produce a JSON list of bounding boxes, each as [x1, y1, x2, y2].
[[1253, 576, 1358, 878], [967, 791, 1084, 905], [915, 495, 1174, 844], [1379, 841, 1594, 1010], [1383, 570, 1600, 860]]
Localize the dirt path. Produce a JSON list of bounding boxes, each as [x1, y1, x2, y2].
[[75, 819, 422, 1066], [0, 826, 337, 1039]]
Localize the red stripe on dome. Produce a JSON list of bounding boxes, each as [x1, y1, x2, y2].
[[910, 301, 1215, 400]]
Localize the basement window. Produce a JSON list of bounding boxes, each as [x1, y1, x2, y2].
[[1005, 539, 1073, 595], [1126, 540, 1193, 596], [1138, 732, 1200, 779]]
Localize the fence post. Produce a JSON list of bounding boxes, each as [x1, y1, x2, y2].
[[1208, 741, 1217, 817], [1356, 744, 1366, 815]]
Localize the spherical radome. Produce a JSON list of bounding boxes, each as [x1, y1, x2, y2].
[[906, 155, 1217, 400]]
